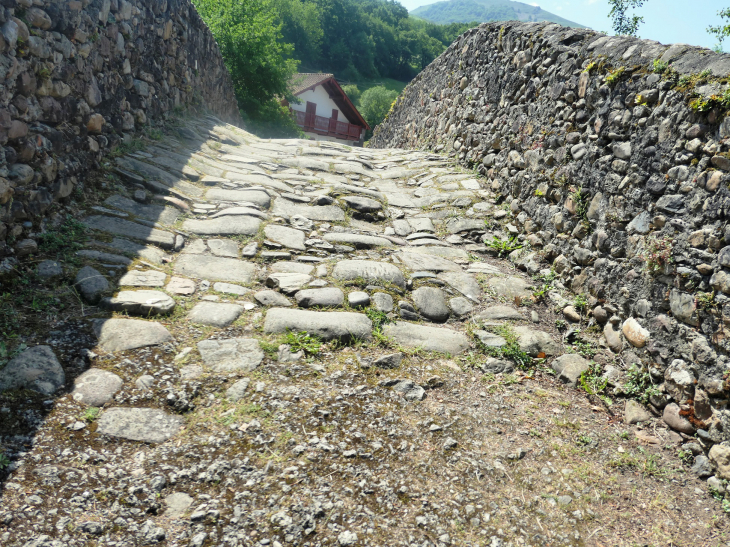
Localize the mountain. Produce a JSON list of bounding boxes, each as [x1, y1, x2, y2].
[[411, 0, 584, 28]]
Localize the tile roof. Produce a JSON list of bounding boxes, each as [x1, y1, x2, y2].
[[289, 73, 334, 95]]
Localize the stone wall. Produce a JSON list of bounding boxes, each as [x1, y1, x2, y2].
[[372, 21, 730, 443], [0, 0, 239, 253]]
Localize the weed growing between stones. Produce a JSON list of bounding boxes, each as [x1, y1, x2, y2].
[[282, 330, 322, 355], [579, 363, 611, 406], [484, 235, 522, 258], [478, 324, 533, 369], [622, 364, 661, 405], [641, 235, 674, 275]]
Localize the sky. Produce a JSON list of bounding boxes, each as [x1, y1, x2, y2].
[[400, 0, 729, 51]]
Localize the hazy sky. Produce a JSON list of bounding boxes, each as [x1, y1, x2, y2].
[[402, 0, 729, 51]]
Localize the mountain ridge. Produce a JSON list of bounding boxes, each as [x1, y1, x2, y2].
[[411, 0, 585, 28]]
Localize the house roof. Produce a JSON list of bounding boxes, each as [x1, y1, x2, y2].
[[289, 73, 370, 130]]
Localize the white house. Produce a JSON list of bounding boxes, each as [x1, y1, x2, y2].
[[285, 73, 369, 145]]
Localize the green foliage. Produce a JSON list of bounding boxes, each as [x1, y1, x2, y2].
[[359, 86, 398, 130], [82, 407, 101, 422], [532, 269, 556, 301], [0, 452, 10, 470], [652, 59, 668, 73], [708, 8, 730, 52], [697, 291, 717, 311], [605, 66, 625, 86], [283, 330, 321, 355], [485, 235, 523, 258], [623, 365, 660, 405], [689, 88, 730, 114], [566, 331, 597, 359], [579, 363, 608, 397], [476, 325, 532, 369], [341, 84, 361, 105], [571, 188, 589, 221], [192, 0, 300, 136], [37, 216, 87, 257], [607, 0, 646, 36], [642, 235, 673, 275], [365, 308, 392, 333], [573, 293, 588, 313]]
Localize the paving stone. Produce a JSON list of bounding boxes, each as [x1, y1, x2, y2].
[[104, 194, 180, 224], [83, 215, 176, 249], [72, 368, 123, 406], [348, 291, 370, 307], [408, 217, 435, 232], [341, 195, 382, 212], [213, 282, 251, 296], [210, 206, 268, 220], [174, 255, 255, 283], [205, 188, 271, 207], [475, 330, 507, 347], [182, 216, 261, 236], [266, 273, 312, 294], [514, 326, 559, 357], [187, 302, 244, 327], [412, 286, 450, 322], [118, 270, 167, 287], [332, 260, 406, 289], [373, 353, 403, 369], [264, 308, 372, 341], [103, 238, 169, 264], [625, 399, 653, 424], [323, 233, 395, 248], [295, 287, 344, 308], [75, 266, 109, 304], [272, 198, 346, 222], [100, 290, 176, 316], [0, 346, 65, 395], [254, 290, 293, 307], [372, 292, 394, 312], [395, 251, 461, 272], [37, 260, 63, 280], [487, 276, 534, 300], [207, 239, 239, 257], [551, 354, 591, 387], [97, 407, 183, 443], [437, 271, 481, 302], [198, 338, 263, 372], [226, 378, 251, 402], [265, 225, 306, 251], [383, 322, 470, 354], [76, 249, 134, 265], [449, 297, 473, 317], [164, 492, 194, 518], [93, 318, 173, 352], [270, 261, 315, 275], [446, 217, 484, 233], [166, 276, 196, 295], [475, 305, 524, 321]]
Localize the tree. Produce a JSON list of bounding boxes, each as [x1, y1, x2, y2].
[[192, 0, 300, 136], [359, 86, 398, 130], [341, 84, 361, 106], [607, 0, 646, 36], [708, 8, 730, 52]]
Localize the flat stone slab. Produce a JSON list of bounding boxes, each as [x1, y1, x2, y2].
[[83, 215, 176, 249], [118, 270, 167, 287], [475, 330, 507, 347], [270, 261, 314, 275], [213, 282, 251, 296], [97, 407, 183, 443], [322, 233, 394, 248], [295, 287, 344, 308], [0, 346, 65, 395], [197, 338, 264, 372], [437, 271, 481, 302], [182, 216, 260, 236], [254, 290, 293, 307], [167, 277, 196, 295], [264, 225, 306, 251], [266, 273, 312, 295], [551, 354, 591, 387], [412, 287, 450, 322], [100, 290, 176, 316], [205, 188, 271, 208], [332, 260, 406, 289], [72, 368, 123, 406], [104, 195, 180, 224], [395, 251, 461, 272], [475, 306, 524, 321], [187, 302, 244, 327], [514, 326, 559, 357], [272, 198, 346, 222], [174, 255, 255, 283], [103, 237, 169, 264], [383, 322, 470, 355], [165, 492, 194, 518], [264, 308, 372, 341], [93, 318, 173, 352], [487, 276, 534, 300], [208, 239, 239, 257]]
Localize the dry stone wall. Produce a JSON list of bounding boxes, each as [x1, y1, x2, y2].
[[0, 0, 239, 254], [372, 21, 730, 443]]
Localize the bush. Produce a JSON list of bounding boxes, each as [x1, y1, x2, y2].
[[359, 86, 398, 130]]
